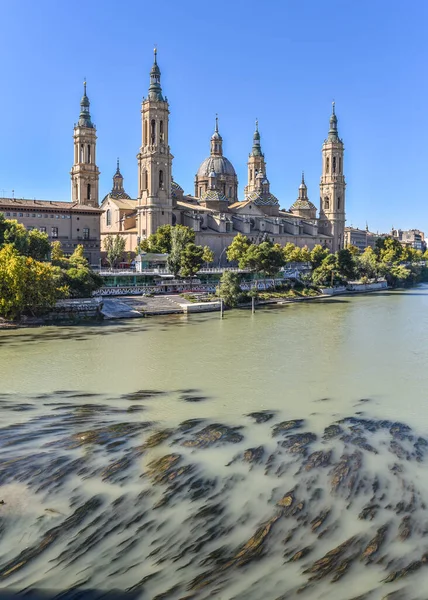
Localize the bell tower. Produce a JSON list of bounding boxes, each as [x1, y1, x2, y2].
[[137, 49, 173, 239], [244, 120, 266, 196], [70, 82, 100, 207], [318, 102, 346, 251]]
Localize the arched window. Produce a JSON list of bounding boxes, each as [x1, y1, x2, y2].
[[87, 144, 91, 164], [326, 157, 330, 173], [250, 169, 253, 181], [199, 186, 203, 197], [223, 183, 226, 195], [80, 144, 84, 163], [159, 170, 164, 189], [160, 120, 164, 143], [333, 156, 336, 173], [324, 197, 330, 210], [87, 184, 91, 200], [106, 209, 111, 226], [337, 197, 341, 210], [339, 157, 342, 174], [229, 186, 232, 198], [144, 120, 148, 146], [151, 119, 156, 145], [144, 171, 148, 191]]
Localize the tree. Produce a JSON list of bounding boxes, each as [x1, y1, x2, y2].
[[202, 245, 214, 266], [137, 224, 194, 255], [26, 230, 51, 261], [376, 236, 403, 263], [0, 214, 50, 260], [347, 245, 360, 256], [226, 233, 251, 267], [168, 226, 193, 276], [0, 244, 67, 319], [216, 272, 242, 307], [240, 241, 285, 287], [336, 248, 356, 281], [51, 240, 65, 263], [310, 245, 330, 269], [311, 254, 341, 287], [180, 243, 204, 281], [104, 234, 126, 268], [356, 247, 380, 280]]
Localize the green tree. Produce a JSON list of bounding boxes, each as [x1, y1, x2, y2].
[[347, 245, 360, 256], [311, 254, 340, 287], [104, 234, 126, 269], [202, 245, 215, 265], [336, 248, 356, 281], [356, 247, 381, 280], [26, 230, 51, 261], [241, 241, 285, 286], [376, 236, 403, 263], [310, 244, 330, 269], [168, 226, 193, 276], [0, 244, 67, 320], [137, 224, 194, 255], [180, 243, 204, 281], [216, 271, 242, 308], [226, 233, 251, 267]]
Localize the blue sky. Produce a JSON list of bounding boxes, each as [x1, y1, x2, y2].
[[1, 0, 427, 233]]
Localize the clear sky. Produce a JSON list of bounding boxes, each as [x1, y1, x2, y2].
[[1, 0, 427, 233]]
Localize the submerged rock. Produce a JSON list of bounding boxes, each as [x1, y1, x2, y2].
[[182, 424, 243, 448]]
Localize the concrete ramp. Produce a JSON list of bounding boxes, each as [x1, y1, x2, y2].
[[101, 298, 143, 320]]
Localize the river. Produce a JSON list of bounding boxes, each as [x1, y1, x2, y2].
[[1, 287, 428, 598]]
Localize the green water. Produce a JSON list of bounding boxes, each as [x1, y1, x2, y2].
[[2, 287, 428, 428], [2, 287, 428, 599]]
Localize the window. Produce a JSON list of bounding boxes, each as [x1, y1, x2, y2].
[[159, 170, 164, 189], [326, 157, 330, 173], [151, 119, 156, 145], [339, 157, 342, 174], [160, 120, 164, 142], [324, 197, 330, 210], [106, 209, 111, 226], [199, 186, 203, 197], [50, 214, 54, 218], [51, 227, 58, 238], [333, 156, 336, 173], [83, 228, 90, 240], [12, 212, 16, 217], [80, 144, 84, 163], [31, 213, 36, 217], [337, 197, 341, 210], [5, 212, 10, 216], [27, 226, 34, 231], [61, 215, 66, 219], [18, 213, 23, 217], [87, 184, 91, 200], [250, 169, 253, 181], [87, 144, 91, 164], [40, 227, 46, 233], [37, 214, 42, 218], [144, 171, 148, 191], [229, 186, 232, 197], [144, 119, 148, 145]]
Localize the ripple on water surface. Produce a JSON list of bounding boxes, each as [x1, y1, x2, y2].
[[1, 389, 428, 599]]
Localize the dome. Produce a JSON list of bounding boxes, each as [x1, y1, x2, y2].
[[200, 189, 228, 203], [102, 190, 131, 202], [171, 179, 184, 199], [290, 198, 317, 212], [246, 190, 279, 206], [197, 156, 236, 177]]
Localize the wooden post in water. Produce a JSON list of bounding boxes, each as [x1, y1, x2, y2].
[[220, 298, 224, 319], [252, 295, 255, 314]]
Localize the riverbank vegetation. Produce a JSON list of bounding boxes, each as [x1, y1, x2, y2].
[[0, 214, 102, 319]]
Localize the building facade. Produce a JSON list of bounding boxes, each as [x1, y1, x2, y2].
[[98, 51, 347, 261], [344, 226, 379, 252], [391, 228, 426, 251]]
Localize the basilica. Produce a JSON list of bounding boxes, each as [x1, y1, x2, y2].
[[71, 50, 346, 262]]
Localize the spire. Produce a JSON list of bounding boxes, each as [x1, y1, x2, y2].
[[210, 114, 223, 155], [250, 118, 263, 157], [78, 80, 93, 128], [328, 100, 339, 141], [148, 47, 164, 101], [299, 172, 308, 197]]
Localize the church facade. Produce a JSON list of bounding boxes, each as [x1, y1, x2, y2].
[[99, 50, 346, 262]]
